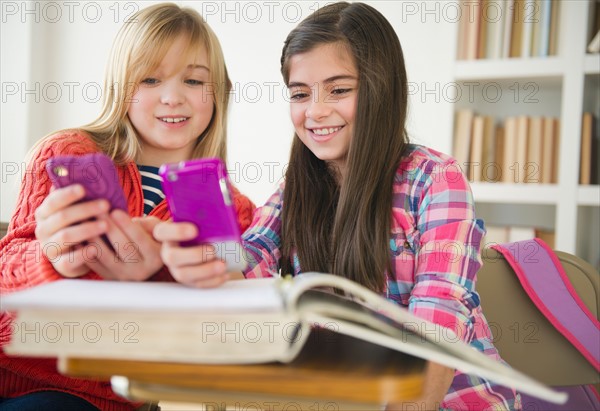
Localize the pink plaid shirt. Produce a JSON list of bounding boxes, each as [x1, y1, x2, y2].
[[242, 145, 520, 410]]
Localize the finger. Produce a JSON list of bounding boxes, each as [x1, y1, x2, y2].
[[85, 237, 120, 280], [161, 242, 218, 268], [111, 210, 160, 258], [115, 213, 163, 272], [189, 273, 230, 289], [87, 235, 153, 281], [34, 184, 86, 220], [99, 213, 135, 261], [37, 199, 110, 240], [50, 245, 98, 278], [169, 259, 227, 286], [46, 219, 107, 247], [132, 216, 162, 235], [154, 221, 198, 242], [86, 257, 117, 280]]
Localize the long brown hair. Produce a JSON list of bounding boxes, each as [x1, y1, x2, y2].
[[280, 2, 409, 292]]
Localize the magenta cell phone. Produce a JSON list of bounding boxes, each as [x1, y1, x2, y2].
[[159, 158, 247, 271], [46, 153, 127, 212]]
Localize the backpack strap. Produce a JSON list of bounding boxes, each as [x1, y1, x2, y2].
[[491, 238, 600, 372]]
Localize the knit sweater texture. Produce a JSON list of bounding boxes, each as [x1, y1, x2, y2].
[[0, 130, 255, 410]]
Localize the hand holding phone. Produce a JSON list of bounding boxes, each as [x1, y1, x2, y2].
[[159, 158, 247, 271], [46, 153, 127, 211]]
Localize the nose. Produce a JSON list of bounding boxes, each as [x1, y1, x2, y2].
[[305, 91, 332, 120], [160, 83, 185, 107]]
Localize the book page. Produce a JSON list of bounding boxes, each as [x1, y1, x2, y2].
[[288, 273, 567, 404], [1, 278, 283, 313]]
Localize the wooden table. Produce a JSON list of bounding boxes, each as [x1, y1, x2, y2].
[[59, 328, 426, 410]]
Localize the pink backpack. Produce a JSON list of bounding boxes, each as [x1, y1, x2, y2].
[[492, 239, 599, 410]]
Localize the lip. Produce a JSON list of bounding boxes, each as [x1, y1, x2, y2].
[[157, 116, 190, 129], [307, 126, 343, 142]]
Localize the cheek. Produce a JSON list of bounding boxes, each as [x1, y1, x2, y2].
[[191, 93, 214, 116], [289, 105, 305, 129], [128, 91, 150, 119], [343, 98, 357, 123]]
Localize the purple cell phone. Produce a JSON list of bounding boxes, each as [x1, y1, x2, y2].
[[159, 158, 247, 271], [46, 153, 127, 212]]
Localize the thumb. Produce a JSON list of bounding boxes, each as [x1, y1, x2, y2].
[[132, 216, 162, 234]]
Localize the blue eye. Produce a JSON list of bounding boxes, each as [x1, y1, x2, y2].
[[185, 79, 204, 86], [141, 78, 158, 85]]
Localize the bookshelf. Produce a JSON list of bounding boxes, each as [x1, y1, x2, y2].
[[452, 0, 600, 268]]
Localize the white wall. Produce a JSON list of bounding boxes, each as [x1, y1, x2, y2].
[[0, 1, 456, 221]]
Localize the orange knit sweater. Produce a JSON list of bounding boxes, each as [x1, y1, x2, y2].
[[0, 130, 255, 410]]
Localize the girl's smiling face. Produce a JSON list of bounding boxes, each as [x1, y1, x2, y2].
[[287, 43, 358, 176], [128, 35, 214, 166]]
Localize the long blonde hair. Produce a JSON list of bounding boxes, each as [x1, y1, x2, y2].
[[35, 3, 231, 165]]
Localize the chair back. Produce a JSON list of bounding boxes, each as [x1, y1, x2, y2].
[[478, 247, 599, 386]]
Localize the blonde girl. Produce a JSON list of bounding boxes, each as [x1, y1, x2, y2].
[[0, 3, 254, 410]]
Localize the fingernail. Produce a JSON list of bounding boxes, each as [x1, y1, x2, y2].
[[73, 185, 84, 195], [100, 200, 110, 211]]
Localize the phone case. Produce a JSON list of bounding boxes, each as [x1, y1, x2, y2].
[[159, 158, 247, 270], [46, 153, 128, 212]]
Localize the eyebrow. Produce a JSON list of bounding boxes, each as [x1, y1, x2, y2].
[[288, 75, 357, 88], [188, 64, 210, 72]]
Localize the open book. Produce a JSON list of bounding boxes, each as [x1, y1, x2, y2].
[[1, 273, 566, 404]]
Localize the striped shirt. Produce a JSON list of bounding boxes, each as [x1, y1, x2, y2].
[[241, 145, 520, 410], [137, 165, 164, 215]]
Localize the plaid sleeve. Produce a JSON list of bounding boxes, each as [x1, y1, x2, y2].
[[407, 159, 485, 343], [241, 185, 284, 279]]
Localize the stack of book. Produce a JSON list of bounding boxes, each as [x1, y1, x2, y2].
[[452, 109, 560, 184], [457, 0, 560, 60], [484, 225, 555, 248]]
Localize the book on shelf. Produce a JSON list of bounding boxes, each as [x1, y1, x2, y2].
[[483, 226, 555, 248], [510, 0, 525, 58], [502, 0, 515, 58], [520, 0, 534, 58], [460, 0, 559, 59], [515, 116, 529, 183], [466, 0, 481, 60], [493, 125, 505, 182], [580, 112, 599, 185], [537, 0, 552, 56], [469, 115, 485, 182], [502, 116, 518, 183], [478, 0, 489, 59], [525, 116, 543, 183], [1, 275, 566, 404], [453, 109, 474, 173], [535, 227, 556, 249], [541, 117, 557, 184], [480, 116, 497, 182], [456, 111, 560, 185], [548, 0, 560, 56], [484, 0, 505, 59]]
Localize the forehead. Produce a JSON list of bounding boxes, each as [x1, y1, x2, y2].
[[288, 43, 357, 83], [147, 35, 210, 74]]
